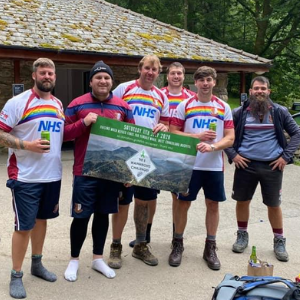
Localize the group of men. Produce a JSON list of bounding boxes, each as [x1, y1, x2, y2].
[[0, 56, 299, 299]]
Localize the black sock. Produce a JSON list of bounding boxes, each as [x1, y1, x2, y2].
[[146, 223, 152, 243]]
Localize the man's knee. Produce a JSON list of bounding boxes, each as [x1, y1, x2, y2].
[[178, 200, 191, 211], [236, 200, 251, 207], [205, 199, 219, 212]]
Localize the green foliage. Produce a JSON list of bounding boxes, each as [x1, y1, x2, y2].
[[227, 96, 241, 110], [294, 158, 300, 166], [106, 0, 300, 107]]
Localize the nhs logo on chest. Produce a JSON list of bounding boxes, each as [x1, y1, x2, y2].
[[133, 106, 156, 118], [38, 120, 62, 132], [193, 119, 214, 129]]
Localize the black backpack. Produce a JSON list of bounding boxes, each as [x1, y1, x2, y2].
[[212, 274, 300, 300]]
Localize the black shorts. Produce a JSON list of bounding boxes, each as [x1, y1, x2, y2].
[[71, 176, 120, 217], [7, 179, 61, 231], [134, 186, 159, 201], [232, 160, 283, 207], [178, 170, 226, 202], [118, 186, 134, 206]]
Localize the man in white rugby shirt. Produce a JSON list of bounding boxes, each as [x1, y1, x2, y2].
[[169, 66, 234, 270], [0, 58, 64, 299], [161, 62, 196, 238], [108, 55, 169, 269]]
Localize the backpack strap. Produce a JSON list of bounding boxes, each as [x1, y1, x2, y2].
[[239, 276, 300, 300], [240, 276, 295, 290]]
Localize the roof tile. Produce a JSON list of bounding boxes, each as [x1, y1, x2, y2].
[[0, 0, 271, 66]]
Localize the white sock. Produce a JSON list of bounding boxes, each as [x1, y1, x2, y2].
[[92, 258, 115, 279], [64, 260, 79, 282]]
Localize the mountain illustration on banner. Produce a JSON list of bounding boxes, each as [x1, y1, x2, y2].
[[82, 116, 198, 193]]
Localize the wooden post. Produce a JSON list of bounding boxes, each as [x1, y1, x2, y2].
[[240, 71, 246, 93], [13, 59, 21, 83]]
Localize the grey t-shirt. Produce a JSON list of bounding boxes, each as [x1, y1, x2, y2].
[[238, 110, 283, 161]]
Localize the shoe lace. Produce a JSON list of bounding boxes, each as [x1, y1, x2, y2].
[[111, 245, 121, 257], [171, 241, 183, 254], [237, 231, 247, 244], [274, 238, 286, 253], [208, 243, 218, 258], [140, 243, 153, 258]]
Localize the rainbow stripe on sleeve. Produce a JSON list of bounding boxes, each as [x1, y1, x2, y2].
[[18, 105, 65, 125], [185, 106, 225, 120]]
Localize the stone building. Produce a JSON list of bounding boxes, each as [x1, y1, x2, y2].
[[0, 0, 272, 109]]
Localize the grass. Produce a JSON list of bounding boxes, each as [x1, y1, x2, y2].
[[294, 159, 300, 166], [227, 96, 241, 110]]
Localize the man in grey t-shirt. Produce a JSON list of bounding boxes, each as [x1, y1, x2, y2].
[[225, 76, 300, 262]]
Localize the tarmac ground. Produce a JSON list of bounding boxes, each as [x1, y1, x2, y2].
[[0, 150, 299, 300]]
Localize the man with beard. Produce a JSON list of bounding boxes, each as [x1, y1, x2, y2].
[[225, 76, 300, 262], [0, 58, 64, 298]]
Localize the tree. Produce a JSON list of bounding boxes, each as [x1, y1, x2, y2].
[[232, 0, 300, 104], [106, 0, 300, 104]]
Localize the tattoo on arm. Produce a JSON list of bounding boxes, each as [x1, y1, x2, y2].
[[0, 130, 23, 149]]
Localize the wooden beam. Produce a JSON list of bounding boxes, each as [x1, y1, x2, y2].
[[240, 72, 246, 93], [0, 48, 271, 74]]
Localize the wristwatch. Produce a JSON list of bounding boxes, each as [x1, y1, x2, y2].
[[210, 144, 216, 151]]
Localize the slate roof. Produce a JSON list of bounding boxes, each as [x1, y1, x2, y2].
[[0, 0, 271, 67]]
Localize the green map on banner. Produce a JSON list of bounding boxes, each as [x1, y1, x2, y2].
[[82, 117, 198, 193]]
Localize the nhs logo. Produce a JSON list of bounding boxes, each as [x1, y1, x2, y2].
[[38, 121, 62, 132], [193, 119, 215, 129], [133, 106, 156, 118]]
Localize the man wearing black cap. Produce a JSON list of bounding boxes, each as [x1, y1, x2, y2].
[[63, 61, 135, 282]]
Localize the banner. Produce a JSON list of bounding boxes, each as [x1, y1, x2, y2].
[[82, 117, 198, 193]]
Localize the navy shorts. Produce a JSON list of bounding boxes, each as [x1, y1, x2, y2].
[[134, 186, 159, 201], [6, 179, 61, 231], [178, 170, 226, 202], [71, 176, 120, 218], [232, 160, 283, 207], [118, 186, 134, 206]]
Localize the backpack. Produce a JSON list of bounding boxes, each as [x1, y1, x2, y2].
[[212, 274, 300, 300]]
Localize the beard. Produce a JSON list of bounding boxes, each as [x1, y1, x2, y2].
[[249, 94, 270, 119], [36, 80, 55, 93]]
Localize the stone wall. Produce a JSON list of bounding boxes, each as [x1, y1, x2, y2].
[[111, 65, 139, 88], [0, 60, 15, 108], [0, 60, 33, 109], [214, 73, 228, 101]]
